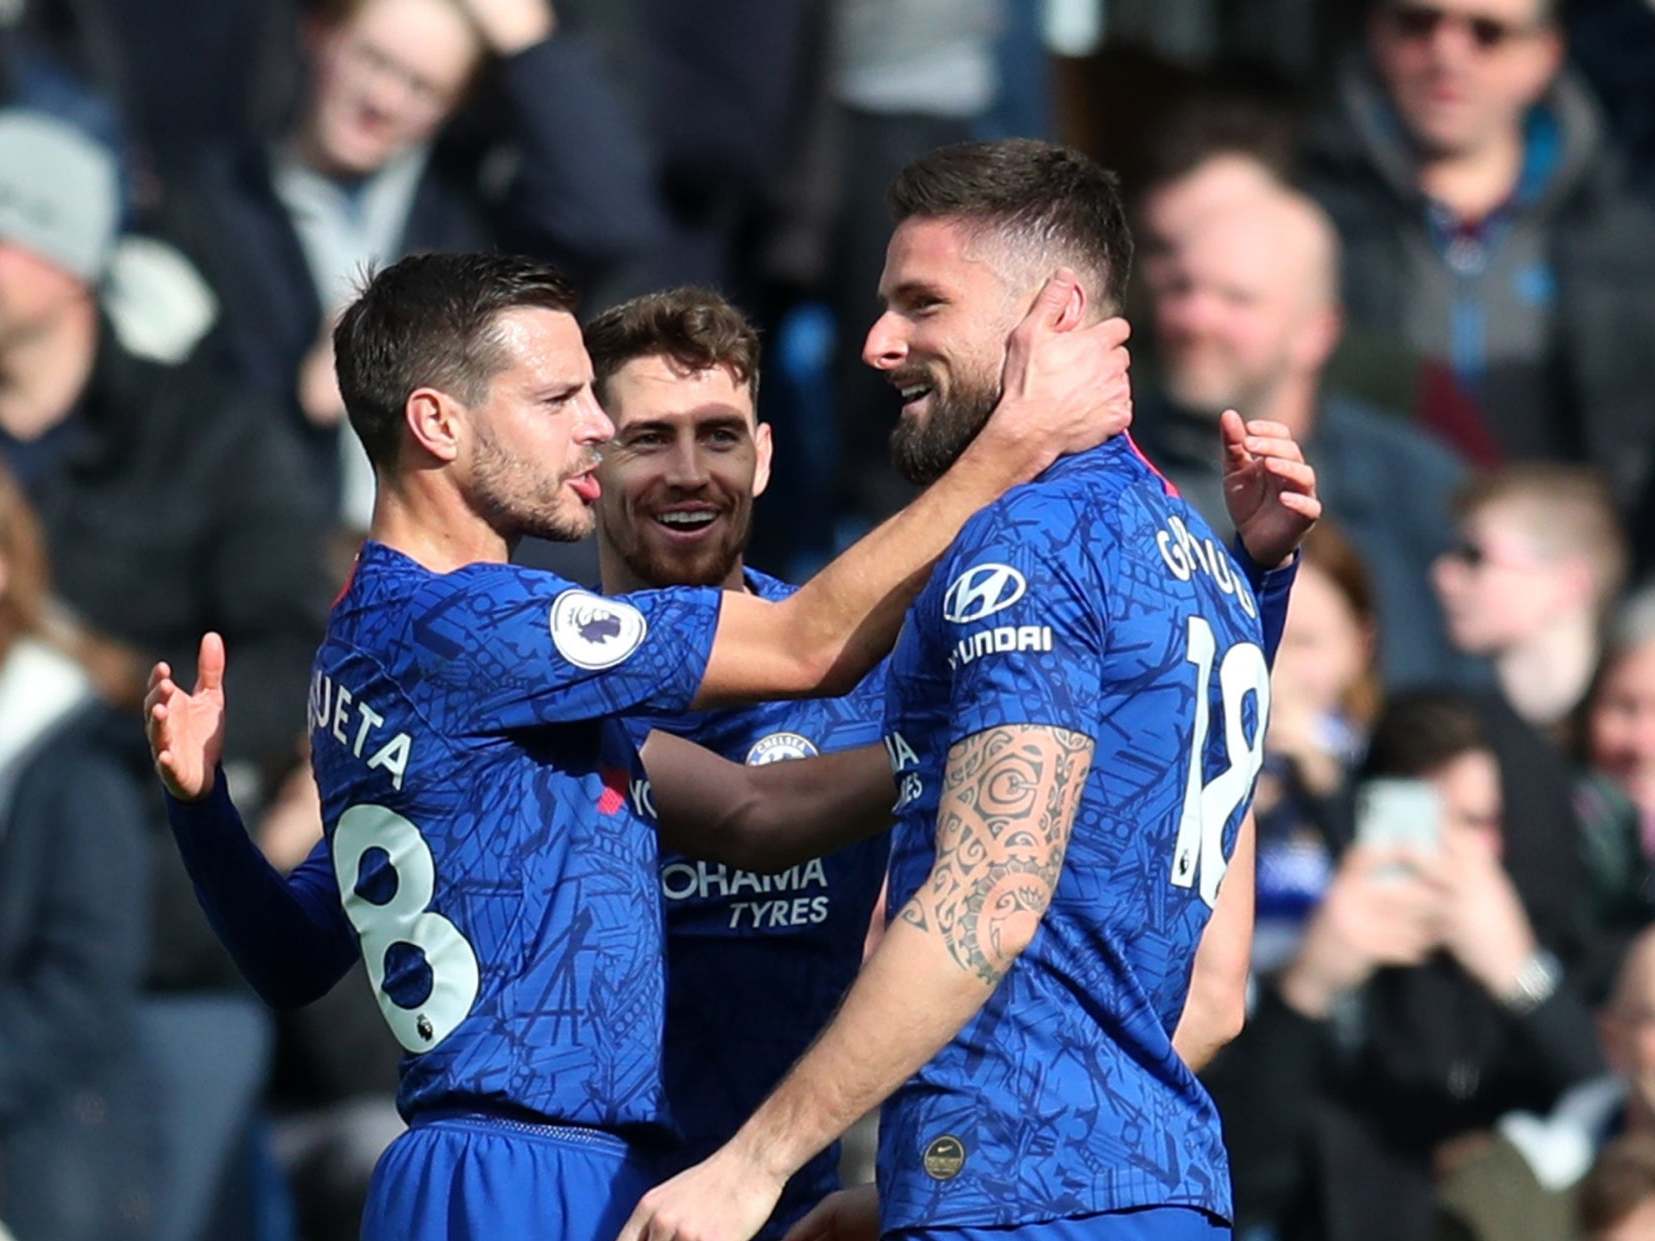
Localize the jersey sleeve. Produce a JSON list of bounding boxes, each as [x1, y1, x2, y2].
[[412, 564, 724, 734], [1228, 537, 1298, 668], [165, 777, 358, 1007], [940, 536, 1107, 747]]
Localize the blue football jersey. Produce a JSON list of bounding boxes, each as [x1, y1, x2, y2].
[[877, 437, 1271, 1230], [627, 569, 889, 1238], [308, 541, 721, 1136]]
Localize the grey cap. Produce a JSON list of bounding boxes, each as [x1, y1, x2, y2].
[[0, 110, 119, 282]]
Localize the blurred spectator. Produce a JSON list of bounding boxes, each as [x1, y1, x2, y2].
[[0, 107, 328, 782], [824, 0, 1003, 531], [1433, 463, 1627, 740], [163, 0, 665, 525], [1428, 927, 1655, 1240], [1302, 0, 1655, 513], [1580, 1134, 1655, 1241], [1575, 590, 1655, 963], [1251, 522, 1381, 972], [1133, 94, 1299, 301], [1210, 691, 1602, 1241], [0, 107, 332, 1241], [1136, 184, 1472, 689], [1590, 589, 1655, 845], [0, 462, 151, 1241]]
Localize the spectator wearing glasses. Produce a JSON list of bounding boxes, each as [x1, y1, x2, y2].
[[1432, 463, 1627, 742], [164, 0, 665, 525], [1303, 0, 1655, 517]]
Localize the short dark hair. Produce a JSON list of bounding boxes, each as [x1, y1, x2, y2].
[[1361, 691, 1487, 780], [887, 138, 1134, 316], [1140, 91, 1300, 194], [332, 252, 577, 469], [585, 287, 761, 409], [1580, 1134, 1655, 1237]]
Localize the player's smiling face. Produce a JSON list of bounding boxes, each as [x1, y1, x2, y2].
[[594, 355, 772, 589], [462, 306, 613, 544], [864, 216, 1022, 484]]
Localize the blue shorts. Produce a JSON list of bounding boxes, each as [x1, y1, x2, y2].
[[361, 1112, 662, 1241], [887, 1206, 1231, 1241]]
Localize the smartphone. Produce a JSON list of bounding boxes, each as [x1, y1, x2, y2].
[[1354, 777, 1441, 856]]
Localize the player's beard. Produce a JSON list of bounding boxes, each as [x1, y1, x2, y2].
[[889, 366, 1001, 486], [616, 502, 753, 589], [471, 418, 597, 544]]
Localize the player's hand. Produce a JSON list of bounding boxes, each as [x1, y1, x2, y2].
[[980, 267, 1132, 480], [456, 0, 555, 54], [616, 1142, 785, 1241], [1220, 411, 1321, 570], [143, 632, 228, 802], [780, 1184, 879, 1241]]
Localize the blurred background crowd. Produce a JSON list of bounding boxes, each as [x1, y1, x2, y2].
[[0, 1, 1652, 1239]]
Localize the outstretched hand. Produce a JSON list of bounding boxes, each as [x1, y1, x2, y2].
[[984, 267, 1132, 477], [143, 632, 227, 802], [1220, 411, 1321, 569]]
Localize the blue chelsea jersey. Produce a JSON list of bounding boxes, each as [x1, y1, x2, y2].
[[877, 437, 1271, 1230], [308, 542, 721, 1136], [625, 569, 889, 1239]]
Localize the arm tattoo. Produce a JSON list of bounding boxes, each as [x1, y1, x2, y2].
[[903, 726, 1094, 985]]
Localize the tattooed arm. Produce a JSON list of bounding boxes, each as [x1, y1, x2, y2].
[[618, 724, 1095, 1241]]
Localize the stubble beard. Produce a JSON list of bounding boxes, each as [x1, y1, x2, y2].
[[616, 503, 752, 589], [471, 420, 596, 545]]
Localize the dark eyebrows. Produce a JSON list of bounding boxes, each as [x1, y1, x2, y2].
[[880, 279, 948, 311], [536, 380, 585, 403], [617, 411, 753, 440]]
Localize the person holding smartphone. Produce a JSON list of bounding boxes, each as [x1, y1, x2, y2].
[[1206, 691, 1603, 1241]]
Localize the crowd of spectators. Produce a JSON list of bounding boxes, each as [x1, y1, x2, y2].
[[0, 1, 1650, 1239]]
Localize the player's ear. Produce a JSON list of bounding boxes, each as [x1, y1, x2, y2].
[[1031, 274, 1086, 331], [751, 421, 774, 499], [405, 387, 462, 463], [1059, 279, 1087, 330]]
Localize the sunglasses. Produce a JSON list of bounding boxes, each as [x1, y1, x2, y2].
[[1385, 3, 1544, 51]]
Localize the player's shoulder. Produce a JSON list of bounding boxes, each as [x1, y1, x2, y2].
[[954, 438, 1151, 564]]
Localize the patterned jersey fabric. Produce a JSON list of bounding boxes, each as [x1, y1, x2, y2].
[[309, 541, 720, 1135], [626, 568, 889, 1237], [878, 437, 1270, 1229]]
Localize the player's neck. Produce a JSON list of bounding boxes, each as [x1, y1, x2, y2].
[[1495, 613, 1598, 728], [368, 476, 511, 573]]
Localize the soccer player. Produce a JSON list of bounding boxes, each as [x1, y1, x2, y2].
[[150, 269, 1309, 1241], [618, 140, 1313, 1241], [147, 249, 1131, 1241], [584, 289, 893, 1240]]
